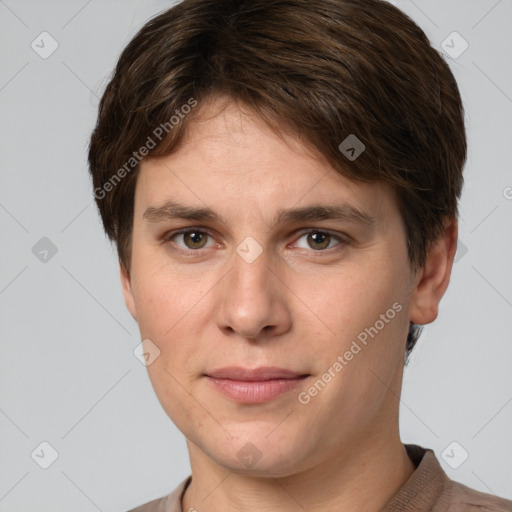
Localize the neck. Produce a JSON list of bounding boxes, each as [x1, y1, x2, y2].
[[181, 434, 415, 512]]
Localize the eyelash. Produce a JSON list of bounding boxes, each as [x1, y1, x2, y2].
[[161, 227, 351, 255]]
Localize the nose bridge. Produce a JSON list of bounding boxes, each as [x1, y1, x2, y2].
[[230, 240, 274, 302], [215, 239, 290, 339]]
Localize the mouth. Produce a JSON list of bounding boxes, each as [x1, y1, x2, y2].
[[204, 366, 310, 403]]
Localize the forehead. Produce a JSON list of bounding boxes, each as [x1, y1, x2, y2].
[[171, 98, 329, 177], [135, 99, 395, 221]]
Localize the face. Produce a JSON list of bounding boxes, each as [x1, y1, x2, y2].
[[121, 98, 454, 477]]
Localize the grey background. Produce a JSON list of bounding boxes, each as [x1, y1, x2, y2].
[[0, 0, 511, 510]]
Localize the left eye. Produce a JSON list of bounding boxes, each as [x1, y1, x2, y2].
[[294, 231, 342, 251]]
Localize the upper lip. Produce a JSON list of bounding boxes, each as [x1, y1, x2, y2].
[[206, 366, 308, 381]]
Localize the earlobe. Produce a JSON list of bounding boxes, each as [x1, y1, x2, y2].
[[409, 219, 458, 326], [120, 262, 138, 321]]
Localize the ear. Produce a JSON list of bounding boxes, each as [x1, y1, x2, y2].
[[409, 219, 458, 326], [120, 262, 138, 321]]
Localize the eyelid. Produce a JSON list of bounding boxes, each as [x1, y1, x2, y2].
[[292, 227, 350, 240], [162, 226, 214, 241], [162, 227, 217, 247], [290, 228, 351, 250]]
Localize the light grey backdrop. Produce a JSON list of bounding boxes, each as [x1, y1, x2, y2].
[[0, 0, 511, 510]]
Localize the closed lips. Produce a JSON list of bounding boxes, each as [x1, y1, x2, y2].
[[205, 366, 309, 381]]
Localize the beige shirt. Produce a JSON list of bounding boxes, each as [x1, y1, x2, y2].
[[128, 444, 512, 511]]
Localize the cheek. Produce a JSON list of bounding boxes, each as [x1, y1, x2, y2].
[[146, 360, 215, 443], [300, 257, 410, 398], [130, 258, 209, 368], [293, 259, 405, 347], [131, 243, 201, 330], [134, 270, 213, 428]]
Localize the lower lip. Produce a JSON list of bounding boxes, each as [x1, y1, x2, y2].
[[206, 376, 308, 403]]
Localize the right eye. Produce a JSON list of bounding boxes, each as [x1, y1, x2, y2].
[[164, 228, 216, 252]]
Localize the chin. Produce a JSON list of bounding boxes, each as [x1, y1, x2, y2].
[[205, 436, 306, 477]]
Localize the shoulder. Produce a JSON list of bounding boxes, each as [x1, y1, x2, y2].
[[441, 478, 512, 511], [126, 476, 191, 512], [383, 445, 512, 511], [127, 496, 167, 512]]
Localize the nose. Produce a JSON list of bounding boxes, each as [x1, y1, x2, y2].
[[215, 246, 292, 341]]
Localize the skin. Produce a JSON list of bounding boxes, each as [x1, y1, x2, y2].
[[121, 97, 458, 512]]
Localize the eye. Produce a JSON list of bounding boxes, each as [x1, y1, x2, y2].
[[163, 227, 349, 254], [165, 228, 215, 250], [294, 230, 345, 251]]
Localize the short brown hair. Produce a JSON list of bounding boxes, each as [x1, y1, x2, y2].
[[88, 0, 466, 357]]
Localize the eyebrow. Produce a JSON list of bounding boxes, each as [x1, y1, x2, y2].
[[143, 200, 375, 226]]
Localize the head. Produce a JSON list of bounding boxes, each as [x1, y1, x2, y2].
[[88, 0, 465, 476]]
